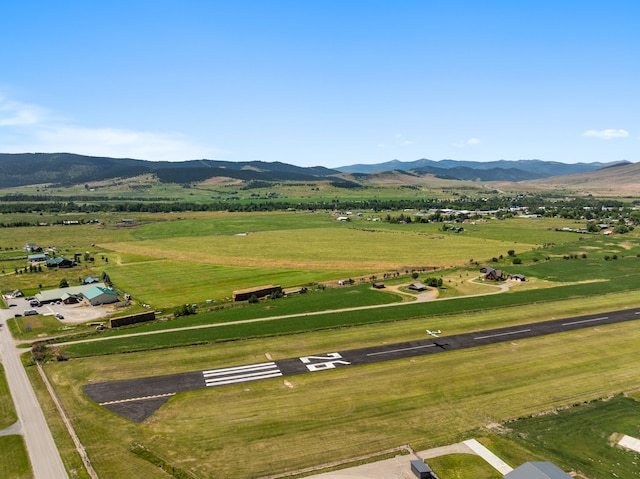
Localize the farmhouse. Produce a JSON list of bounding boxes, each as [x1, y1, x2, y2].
[[481, 266, 505, 281], [504, 462, 572, 479], [408, 282, 427, 291], [82, 286, 119, 306], [46, 257, 75, 268], [232, 285, 283, 302], [24, 243, 42, 253]]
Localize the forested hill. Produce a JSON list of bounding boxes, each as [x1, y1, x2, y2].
[[0, 153, 342, 188], [0, 152, 633, 189], [337, 158, 629, 179]]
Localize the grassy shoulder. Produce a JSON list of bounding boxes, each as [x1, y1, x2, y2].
[[0, 363, 18, 429], [0, 435, 32, 479]]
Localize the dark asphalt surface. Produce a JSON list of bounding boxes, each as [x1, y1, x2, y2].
[[83, 307, 640, 422]]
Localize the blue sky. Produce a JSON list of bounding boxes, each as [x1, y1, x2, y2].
[[1, 1, 638, 167]]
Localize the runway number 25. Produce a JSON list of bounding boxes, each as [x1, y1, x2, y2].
[[299, 353, 350, 372]]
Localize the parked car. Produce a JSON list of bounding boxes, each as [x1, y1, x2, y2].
[[24, 309, 38, 316], [55, 313, 64, 319]]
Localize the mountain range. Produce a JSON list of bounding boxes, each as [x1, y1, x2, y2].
[[0, 152, 632, 189]]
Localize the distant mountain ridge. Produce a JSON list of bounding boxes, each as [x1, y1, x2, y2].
[[0, 153, 632, 189], [337, 158, 629, 180], [0, 153, 342, 188]]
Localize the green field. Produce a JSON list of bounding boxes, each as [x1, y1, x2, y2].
[[487, 396, 640, 478], [2, 206, 640, 478]]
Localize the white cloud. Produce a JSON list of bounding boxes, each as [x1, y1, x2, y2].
[[0, 94, 220, 161], [0, 96, 46, 126], [583, 129, 629, 140], [453, 137, 481, 148]]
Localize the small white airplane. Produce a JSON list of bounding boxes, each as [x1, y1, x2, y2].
[[426, 329, 442, 337]]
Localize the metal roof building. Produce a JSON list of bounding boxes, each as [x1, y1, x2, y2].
[[504, 462, 572, 479], [82, 286, 118, 306], [36, 283, 107, 303]]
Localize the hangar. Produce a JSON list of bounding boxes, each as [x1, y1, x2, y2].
[[504, 462, 572, 479]]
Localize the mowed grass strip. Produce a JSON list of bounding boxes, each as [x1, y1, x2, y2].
[[0, 364, 18, 429], [0, 435, 32, 479], [46, 319, 640, 479]]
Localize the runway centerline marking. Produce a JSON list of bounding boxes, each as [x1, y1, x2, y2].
[[367, 344, 436, 356], [99, 392, 175, 406], [562, 316, 608, 326], [474, 329, 531, 340]]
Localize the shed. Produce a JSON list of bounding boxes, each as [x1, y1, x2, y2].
[[82, 286, 118, 306], [28, 253, 48, 263], [504, 462, 572, 479], [410, 460, 435, 479]]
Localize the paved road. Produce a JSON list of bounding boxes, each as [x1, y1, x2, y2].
[[0, 308, 69, 479], [84, 306, 640, 422]]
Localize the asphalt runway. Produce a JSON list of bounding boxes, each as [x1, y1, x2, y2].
[[83, 307, 640, 422]]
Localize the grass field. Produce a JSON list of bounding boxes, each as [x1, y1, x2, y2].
[[2, 209, 640, 478], [0, 435, 32, 479], [427, 454, 502, 479], [488, 396, 640, 478], [43, 308, 640, 478], [1, 212, 589, 309], [0, 364, 18, 429]]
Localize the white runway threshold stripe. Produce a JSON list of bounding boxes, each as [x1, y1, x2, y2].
[[203, 362, 283, 387]]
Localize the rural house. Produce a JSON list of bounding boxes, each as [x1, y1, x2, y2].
[[408, 282, 427, 291], [481, 265, 505, 281], [46, 257, 75, 268]]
